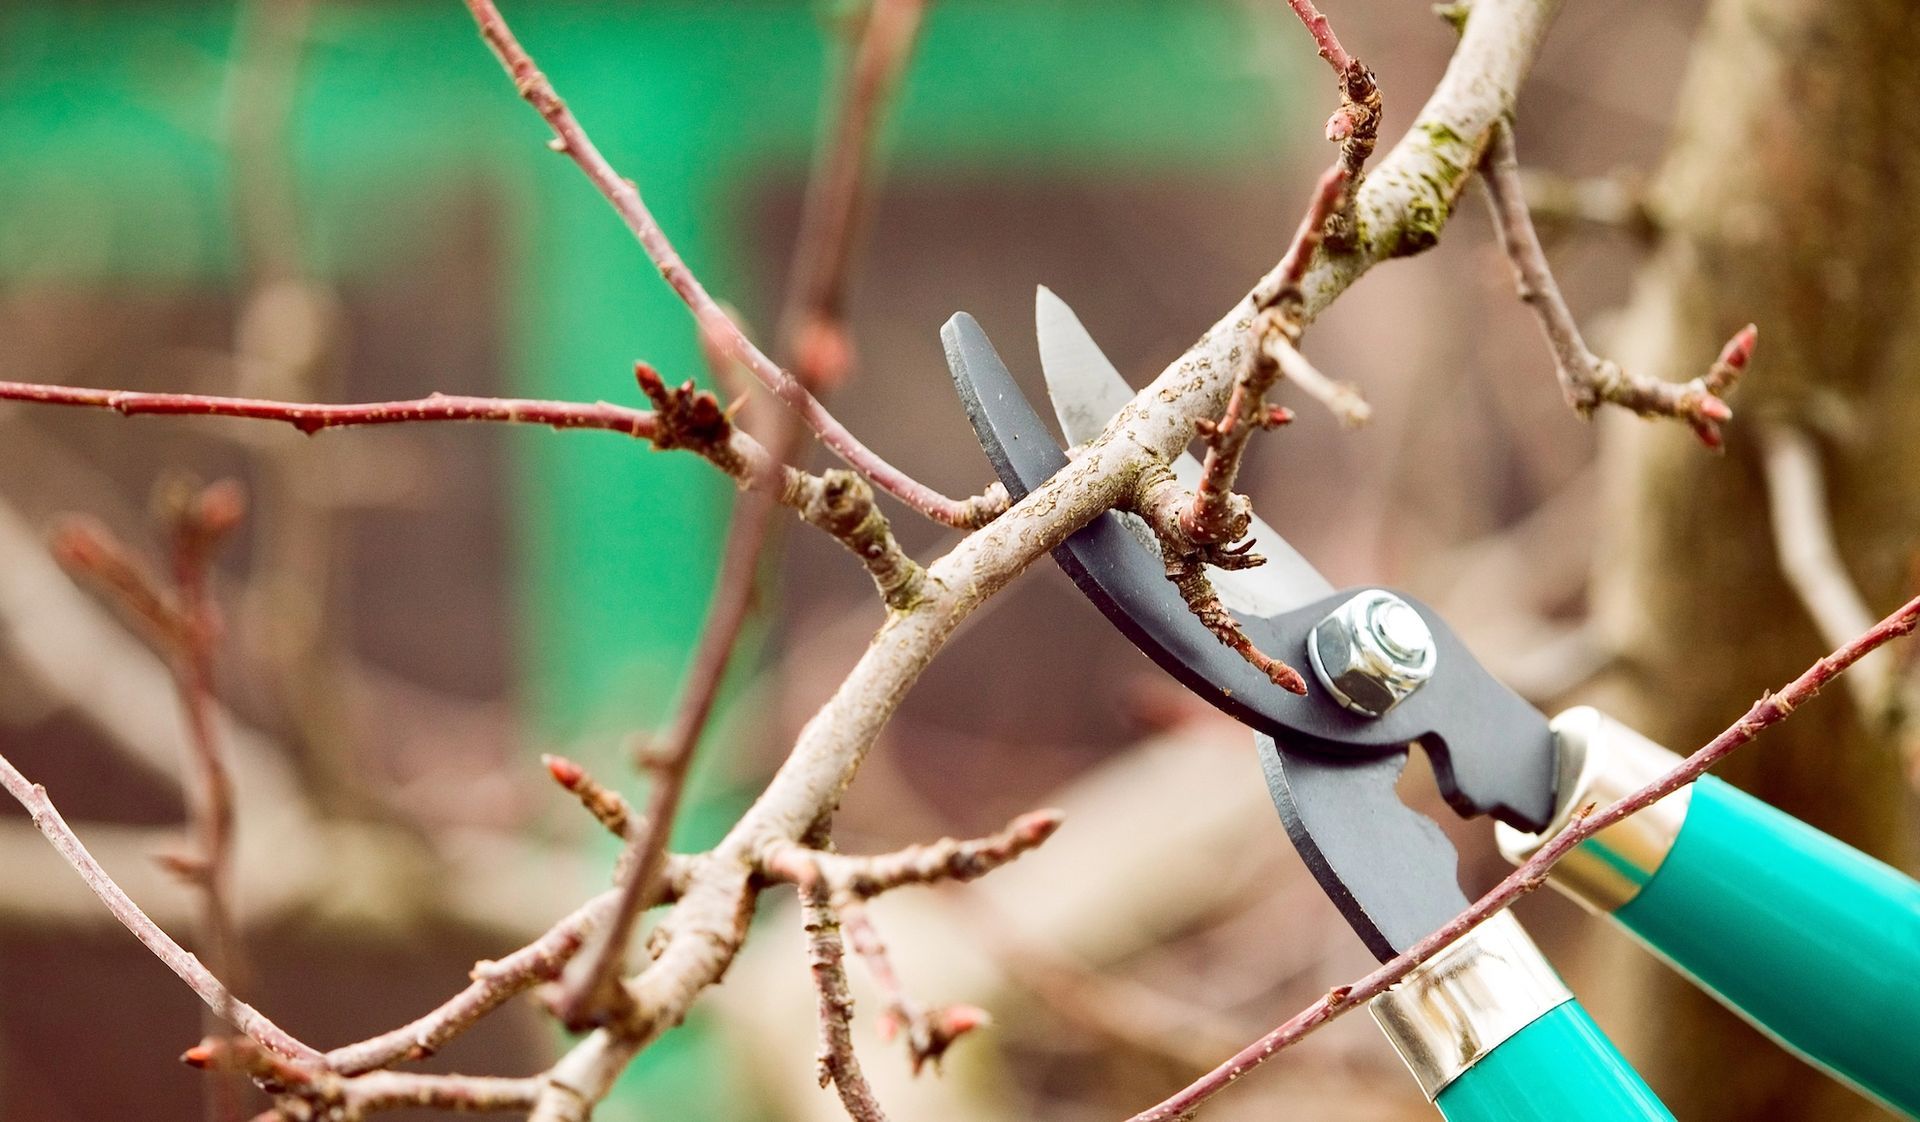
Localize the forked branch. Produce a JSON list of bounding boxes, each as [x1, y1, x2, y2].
[[1480, 122, 1756, 447]]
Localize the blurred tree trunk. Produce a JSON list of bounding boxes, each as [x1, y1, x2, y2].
[[1589, 1, 1920, 1119]]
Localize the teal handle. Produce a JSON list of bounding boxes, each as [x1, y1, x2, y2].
[[1613, 775, 1920, 1118], [1435, 999, 1671, 1121]]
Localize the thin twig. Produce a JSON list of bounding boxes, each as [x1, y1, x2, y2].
[[779, 0, 928, 391], [0, 382, 663, 437], [460, 0, 1000, 528], [760, 808, 1065, 899], [839, 901, 989, 1073], [0, 750, 319, 1064], [550, 475, 783, 1031], [1479, 122, 1756, 447], [187, 1038, 542, 1115], [1282, 0, 1380, 242], [0, 377, 930, 597], [544, 756, 643, 843], [324, 890, 619, 1075], [1183, 166, 1347, 546], [800, 880, 892, 1121], [166, 482, 252, 1121], [552, 0, 936, 1030], [1126, 591, 1920, 1122], [52, 484, 253, 1119]]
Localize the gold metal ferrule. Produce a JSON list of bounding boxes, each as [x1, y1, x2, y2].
[[1369, 911, 1573, 1099], [1495, 706, 1694, 913]]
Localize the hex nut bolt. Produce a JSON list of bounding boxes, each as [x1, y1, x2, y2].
[[1308, 590, 1438, 717]]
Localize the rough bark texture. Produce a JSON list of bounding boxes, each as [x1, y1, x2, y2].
[[1591, 2, 1920, 1119]]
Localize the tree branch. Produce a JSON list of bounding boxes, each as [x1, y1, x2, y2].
[[801, 880, 892, 1121], [1127, 591, 1920, 1121], [0, 750, 319, 1065], [1281, 0, 1381, 243], [551, 0, 937, 1033], [186, 1038, 541, 1115], [460, 0, 1000, 527], [779, 0, 928, 391], [1479, 122, 1756, 447]]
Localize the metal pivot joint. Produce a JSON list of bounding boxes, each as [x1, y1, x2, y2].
[[1310, 589, 1438, 717], [942, 308, 1562, 963]]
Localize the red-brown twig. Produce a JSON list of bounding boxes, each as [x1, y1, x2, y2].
[[167, 482, 251, 1122], [1127, 591, 1920, 1122], [1166, 559, 1309, 694], [0, 378, 931, 600], [840, 901, 989, 1074], [1282, 0, 1379, 240], [0, 382, 660, 437], [544, 755, 643, 843], [52, 483, 252, 1119], [550, 0, 936, 1032], [0, 749, 319, 1064], [550, 476, 784, 1030], [187, 1038, 541, 1115], [1479, 123, 1755, 448], [1183, 166, 1348, 546], [800, 880, 892, 1121], [460, 0, 1002, 529], [779, 0, 928, 391]]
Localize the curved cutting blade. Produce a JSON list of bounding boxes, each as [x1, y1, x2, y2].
[[945, 308, 1560, 964], [1036, 286, 1329, 618], [943, 311, 1319, 733]]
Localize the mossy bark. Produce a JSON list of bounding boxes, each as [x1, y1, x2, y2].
[[1589, 1, 1920, 1119]]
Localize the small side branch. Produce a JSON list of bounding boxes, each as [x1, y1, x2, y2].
[[1166, 558, 1309, 695], [54, 482, 253, 1113], [840, 902, 988, 1074], [1127, 591, 1920, 1122], [779, 0, 929, 390], [764, 812, 1060, 1075], [186, 1038, 541, 1115], [0, 750, 318, 1064], [1282, 0, 1380, 242], [800, 883, 892, 1122], [1479, 123, 1756, 447], [1184, 166, 1349, 546], [761, 808, 1065, 900]]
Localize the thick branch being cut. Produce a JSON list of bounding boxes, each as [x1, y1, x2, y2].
[[1479, 122, 1757, 447]]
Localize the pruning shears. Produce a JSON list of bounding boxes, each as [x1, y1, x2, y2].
[[942, 290, 1920, 1121]]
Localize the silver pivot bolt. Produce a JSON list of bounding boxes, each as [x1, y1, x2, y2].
[[1307, 589, 1438, 718]]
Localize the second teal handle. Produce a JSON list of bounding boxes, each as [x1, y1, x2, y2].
[[1435, 999, 1672, 1121], [1613, 775, 1920, 1118]]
